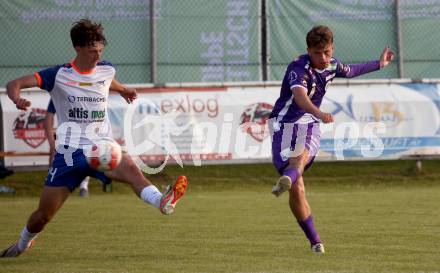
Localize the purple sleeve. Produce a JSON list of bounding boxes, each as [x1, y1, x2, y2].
[[286, 65, 308, 90], [335, 59, 380, 78]]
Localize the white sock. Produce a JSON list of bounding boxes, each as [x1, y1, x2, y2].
[[17, 226, 38, 251], [140, 185, 163, 209], [80, 176, 90, 190]]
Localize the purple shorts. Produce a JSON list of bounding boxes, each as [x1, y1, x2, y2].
[[270, 120, 321, 174]]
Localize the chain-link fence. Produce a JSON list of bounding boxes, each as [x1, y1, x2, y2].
[[1, 0, 440, 86]]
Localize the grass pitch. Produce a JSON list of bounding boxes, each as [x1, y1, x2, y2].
[[0, 160, 440, 273]]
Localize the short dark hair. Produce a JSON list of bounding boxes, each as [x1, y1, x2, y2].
[[306, 25, 333, 49], [70, 18, 107, 47]]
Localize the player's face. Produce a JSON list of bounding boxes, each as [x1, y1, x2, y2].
[[307, 43, 333, 70], [76, 42, 105, 67]]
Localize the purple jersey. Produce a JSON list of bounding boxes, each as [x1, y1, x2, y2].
[[270, 54, 380, 124]]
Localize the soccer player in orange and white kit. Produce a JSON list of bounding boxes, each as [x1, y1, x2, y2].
[[1, 19, 188, 258]]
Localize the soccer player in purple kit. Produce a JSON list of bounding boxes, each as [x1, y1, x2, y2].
[[269, 25, 394, 253]]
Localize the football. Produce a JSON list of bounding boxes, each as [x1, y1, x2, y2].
[[85, 139, 122, 171]]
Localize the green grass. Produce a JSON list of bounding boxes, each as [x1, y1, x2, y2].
[[1, 160, 440, 273]]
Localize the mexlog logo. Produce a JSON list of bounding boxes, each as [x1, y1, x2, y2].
[[240, 103, 273, 142], [13, 108, 47, 148], [159, 95, 219, 118]]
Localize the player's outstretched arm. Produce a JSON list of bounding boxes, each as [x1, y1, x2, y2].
[[338, 46, 394, 79], [292, 87, 334, 123], [380, 46, 394, 68], [6, 75, 36, 110], [110, 79, 137, 104]]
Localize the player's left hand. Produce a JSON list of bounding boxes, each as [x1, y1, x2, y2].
[[121, 87, 137, 104], [380, 46, 394, 68]]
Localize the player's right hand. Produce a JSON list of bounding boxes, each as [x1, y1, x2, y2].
[[317, 111, 334, 123], [14, 97, 31, 110], [121, 87, 138, 104]]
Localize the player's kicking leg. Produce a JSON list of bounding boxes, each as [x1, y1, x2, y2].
[[272, 149, 305, 198], [0, 186, 70, 257], [271, 122, 324, 253], [105, 153, 188, 215]]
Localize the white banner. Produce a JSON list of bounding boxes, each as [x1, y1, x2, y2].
[[0, 91, 52, 167], [320, 83, 440, 159], [107, 87, 279, 165], [1, 83, 440, 167]]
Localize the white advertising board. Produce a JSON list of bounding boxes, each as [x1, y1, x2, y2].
[[1, 83, 440, 168]]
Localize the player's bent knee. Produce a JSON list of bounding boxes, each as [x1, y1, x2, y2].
[[290, 185, 306, 200], [288, 159, 307, 172]]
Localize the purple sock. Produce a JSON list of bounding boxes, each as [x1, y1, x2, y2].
[[282, 168, 300, 186], [298, 215, 321, 246]]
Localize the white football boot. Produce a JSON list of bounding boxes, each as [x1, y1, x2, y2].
[[311, 243, 325, 253], [271, 175, 292, 197]]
